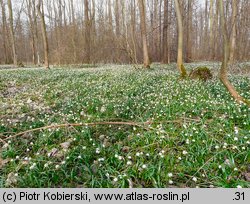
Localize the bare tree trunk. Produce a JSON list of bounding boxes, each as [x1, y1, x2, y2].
[[115, 0, 120, 36], [209, 0, 214, 60], [213, 0, 219, 61], [229, 0, 237, 64], [162, 0, 169, 63], [219, 0, 249, 106], [174, 0, 187, 77], [33, 0, 40, 65], [186, 0, 192, 62], [138, 0, 150, 68], [37, 0, 49, 69], [84, 0, 91, 64], [1, 0, 9, 64], [7, 0, 17, 65], [26, 0, 37, 65]]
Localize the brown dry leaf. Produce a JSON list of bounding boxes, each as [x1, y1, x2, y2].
[[48, 148, 59, 157], [21, 160, 30, 165], [0, 157, 10, 169], [122, 146, 130, 153], [55, 150, 65, 159], [244, 173, 250, 182], [99, 135, 105, 141], [5, 172, 18, 187], [60, 142, 71, 150]]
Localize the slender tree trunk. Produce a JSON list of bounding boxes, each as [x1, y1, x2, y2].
[[1, 0, 9, 64], [26, 0, 37, 65], [33, 0, 40, 65], [213, 0, 219, 61], [229, 0, 237, 64], [162, 0, 169, 63], [219, 0, 249, 106], [7, 0, 17, 65], [37, 0, 49, 69], [84, 0, 91, 64], [115, 0, 120, 36], [209, 0, 214, 60], [186, 0, 192, 62], [138, 0, 150, 68], [174, 0, 187, 77]]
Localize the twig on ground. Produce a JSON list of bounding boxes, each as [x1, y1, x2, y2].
[[4, 121, 152, 141]]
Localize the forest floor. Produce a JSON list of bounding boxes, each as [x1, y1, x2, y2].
[[0, 63, 249, 188]]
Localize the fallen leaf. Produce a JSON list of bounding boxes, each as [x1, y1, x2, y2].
[[60, 142, 71, 150], [122, 146, 130, 153], [5, 172, 18, 187], [244, 173, 250, 182], [0, 158, 10, 169], [48, 148, 59, 157]]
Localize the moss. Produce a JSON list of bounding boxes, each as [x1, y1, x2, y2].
[[243, 99, 250, 107], [189, 66, 213, 82], [18, 62, 25, 67], [180, 64, 188, 78]]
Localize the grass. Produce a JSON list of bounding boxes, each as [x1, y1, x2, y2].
[[0, 63, 249, 188]]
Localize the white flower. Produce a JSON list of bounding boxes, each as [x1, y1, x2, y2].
[[96, 148, 100, 154], [78, 155, 82, 159], [169, 180, 173, 184], [168, 173, 173, 178], [98, 158, 105, 162], [44, 163, 49, 168], [237, 185, 242, 188], [234, 137, 238, 141], [100, 106, 106, 113], [234, 127, 239, 134], [192, 177, 197, 182], [232, 145, 238, 150], [182, 150, 188, 155], [136, 152, 140, 157], [142, 164, 147, 169], [55, 165, 60, 169], [29, 163, 36, 170], [27, 98, 32, 104], [113, 177, 118, 182], [127, 161, 132, 165]]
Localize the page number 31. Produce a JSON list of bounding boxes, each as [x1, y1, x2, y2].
[[233, 192, 245, 201]]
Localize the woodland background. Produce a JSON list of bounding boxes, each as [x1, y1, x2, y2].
[[0, 0, 249, 66]]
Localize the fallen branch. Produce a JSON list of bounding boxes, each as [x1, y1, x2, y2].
[[2, 118, 189, 142], [4, 121, 152, 141]]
